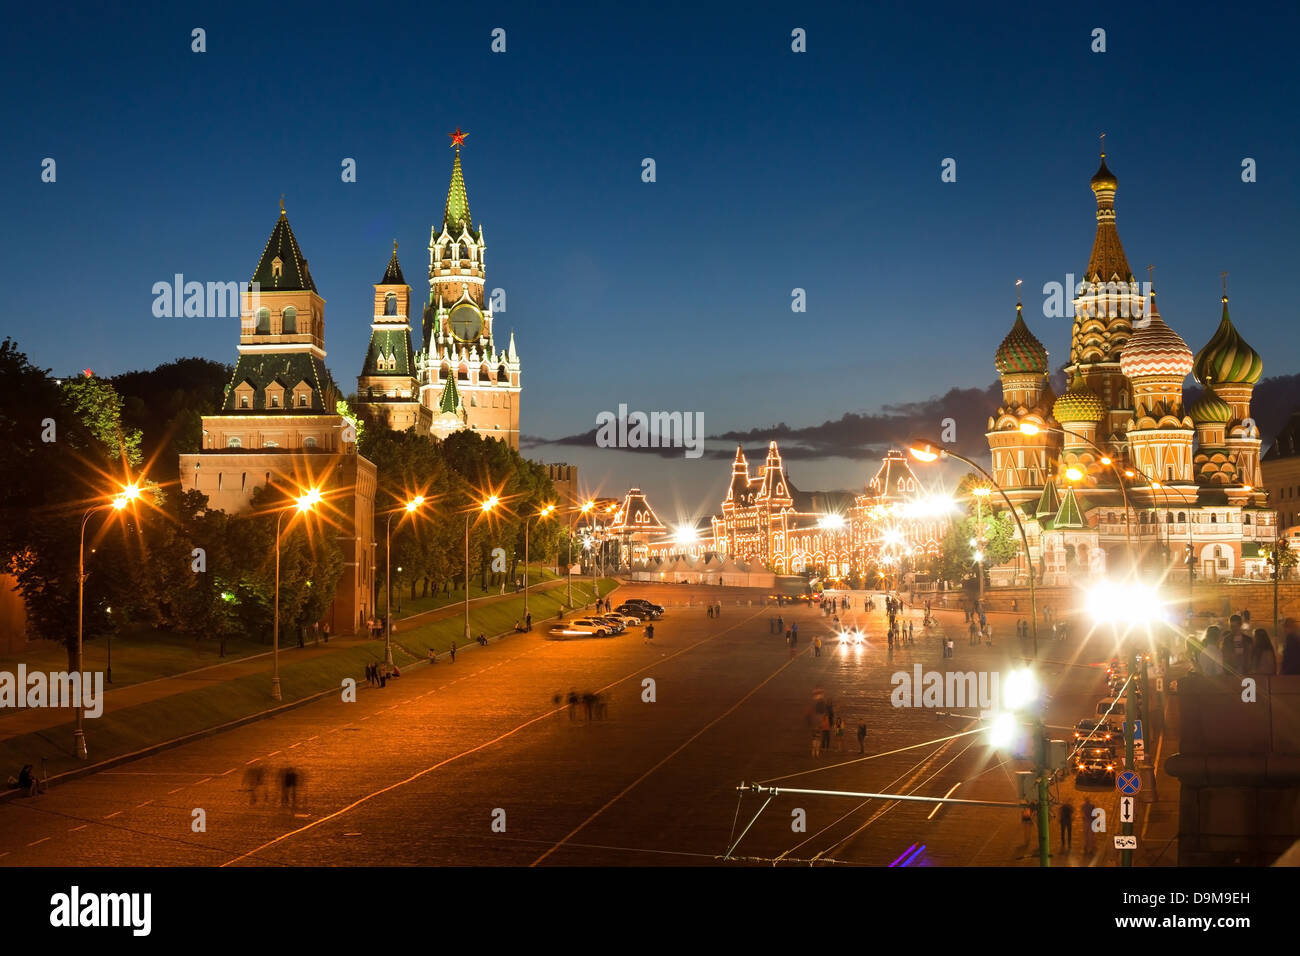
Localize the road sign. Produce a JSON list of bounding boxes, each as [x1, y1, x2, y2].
[[1113, 835, 1137, 850], [1120, 795, 1134, 823], [1116, 770, 1141, 794]]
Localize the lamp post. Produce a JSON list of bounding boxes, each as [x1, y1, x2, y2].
[[971, 486, 990, 605], [908, 439, 1040, 656], [273, 487, 321, 701], [465, 495, 498, 641], [384, 496, 426, 666], [75, 482, 141, 759], [525, 504, 556, 619], [571, 500, 594, 607]]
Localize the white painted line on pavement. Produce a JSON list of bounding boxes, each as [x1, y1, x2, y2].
[[267, 750, 281, 757], [136, 800, 153, 808], [220, 768, 237, 776], [168, 787, 184, 795], [244, 758, 260, 766], [69, 825, 87, 833], [288, 743, 302, 749], [104, 811, 122, 819], [27, 837, 50, 847], [195, 778, 212, 786]]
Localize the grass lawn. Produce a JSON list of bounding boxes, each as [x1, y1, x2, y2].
[[390, 578, 619, 657], [0, 625, 269, 691], [378, 564, 567, 619]]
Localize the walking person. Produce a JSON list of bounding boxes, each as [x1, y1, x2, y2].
[[1251, 628, 1277, 675], [834, 716, 844, 751], [857, 721, 867, 754], [820, 713, 831, 753], [811, 731, 822, 758], [1059, 800, 1074, 852], [1081, 798, 1097, 854], [450, 640, 457, 663], [814, 636, 822, 658]]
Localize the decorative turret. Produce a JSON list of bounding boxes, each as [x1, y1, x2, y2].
[[1193, 295, 1263, 388], [1190, 385, 1238, 486], [355, 240, 424, 431], [995, 303, 1049, 376]]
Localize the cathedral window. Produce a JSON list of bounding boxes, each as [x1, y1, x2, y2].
[[282, 307, 297, 334], [303, 436, 317, 448], [1178, 512, 1186, 523], [270, 395, 279, 408], [498, 363, 507, 381], [299, 393, 308, 407], [256, 308, 270, 334], [458, 366, 468, 382], [1210, 513, 1217, 524], [385, 293, 397, 316], [227, 437, 242, 448]]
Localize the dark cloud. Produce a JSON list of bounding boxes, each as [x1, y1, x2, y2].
[[526, 382, 1004, 462]]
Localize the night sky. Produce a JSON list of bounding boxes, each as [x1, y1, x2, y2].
[[3, 0, 1297, 518]]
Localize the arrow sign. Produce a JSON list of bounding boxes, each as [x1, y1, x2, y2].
[[1120, 795, 1134, 823], [1114, 835, 1137, 850]]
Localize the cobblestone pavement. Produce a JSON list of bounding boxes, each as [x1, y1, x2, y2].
[[0, 585, 1167, 867]]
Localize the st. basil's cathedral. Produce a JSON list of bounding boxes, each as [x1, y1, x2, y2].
[[986, 152, 1278, 586]]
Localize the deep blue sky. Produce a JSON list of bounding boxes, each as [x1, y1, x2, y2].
[[3, 0, 1297, 512]]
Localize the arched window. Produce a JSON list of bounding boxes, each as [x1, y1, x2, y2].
[[1213, 546, 1223, 559], [458, 365, 468, 382], [385, 293, 397, 316], [303, 436, 317, 449], [282, 307, 297, 334], [1210, 513, 1218, 524], [1166, 512, 1174, 524], [227, 436, 242, 448], [240, 395, 249, 409], [1178, 512, 1186, 523], [256, 308, 270, 333]]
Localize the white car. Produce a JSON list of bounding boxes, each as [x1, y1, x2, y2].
[[838, 628, 866, 646], [547, 619, 609, 640], [603, 612, 642, 627]]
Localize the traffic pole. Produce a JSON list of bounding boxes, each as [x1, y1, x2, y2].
[[1122, 674, 1136, 867], [1036, 719, 1051, 868]]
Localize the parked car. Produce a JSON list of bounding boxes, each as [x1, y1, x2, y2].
[[1095, 697, 1127, 720], [621, 599, 665, 618], [603, 612, 642, 627], [1073, 745, 1117, 784], [592, 615, 626, 634], [1072, 717, 1117, 747], [547, 620, 610, 640]]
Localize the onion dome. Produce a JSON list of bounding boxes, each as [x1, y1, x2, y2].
[[1053, 371, 1105, 423], [1193, 296, 1263, 386], [1188, 387, 1233, 425], [995, 303, 1049, 375], [1120, 294, 1192, 380], [1090, 153, 1118, 193]]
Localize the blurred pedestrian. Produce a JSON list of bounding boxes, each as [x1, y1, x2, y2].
[[450, 640, 457, 663], [1282, 619, 1300, 675], [1081, 798, 1097, 853], [280, 766, 300, 808], [1059, 800, 1074, 851], [1251, 628, 1277, 675], [857, 722, 867, 754], [567, 689, 579, 720], [834, 716, 844, 751], [811, 731, 821, 758]]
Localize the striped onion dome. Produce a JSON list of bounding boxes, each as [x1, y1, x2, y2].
[[1120, 296, 1193, 380], [1053, 371, 1105, 423], [1189, 387, 1233, 425], [1193, 296, 1262, 386], [995, 304, 1049, 375]]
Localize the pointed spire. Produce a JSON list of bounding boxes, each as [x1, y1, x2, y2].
[[1085, 146, 1132, 283], [1034, 480, 1062, 519], [252, 207, 316, 292], [438, 375, 461, 414], [507, 331, 517, 362], [380, 240, 406, 285], [1053, 485, 1086, 529], [443, 132, 473, 237]]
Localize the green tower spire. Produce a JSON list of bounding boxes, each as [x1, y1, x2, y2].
[[443, 145, 472, 237], [438, 375, 461, 414]]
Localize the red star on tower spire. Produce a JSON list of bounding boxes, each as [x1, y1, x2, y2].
[[448, 127, 468, 148]]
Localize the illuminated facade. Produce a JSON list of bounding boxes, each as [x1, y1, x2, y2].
[[356, 132, 521, 447], [984, 153, 1278, 585], [709, 443, 943, 578]]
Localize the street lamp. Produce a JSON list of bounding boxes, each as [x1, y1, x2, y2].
[[273, 487, 321, 701], [525, 503, 556, 620], [384, 495, 426, 666], [908, 438, 1040, 655], [465, 495, 499, 641], [986, 666, 1054, 867], [75, 481, 141, 759], [569, 499, 595, 608]]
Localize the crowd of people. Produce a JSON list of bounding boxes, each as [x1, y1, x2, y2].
[[1192, 613, 1299, 676]]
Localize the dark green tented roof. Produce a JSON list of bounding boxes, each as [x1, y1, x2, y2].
[[361, 328, 414, 378], [1053, 486, 1086, 529], [251, 210, 317, 292], [221, 352, 337, 412], [1035, 481, 1061, 518], [443, 147, 474, 237], [438, 376, 461, 413], [380, 244, 406, 285]]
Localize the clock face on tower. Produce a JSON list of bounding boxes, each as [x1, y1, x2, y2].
[[448, 302, 484, 342]]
